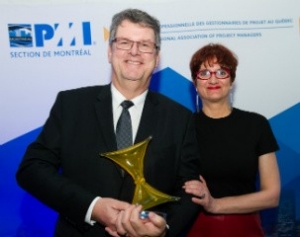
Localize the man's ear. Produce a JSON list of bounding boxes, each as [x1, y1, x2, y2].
[[155, 52, 160, 68], [108, 46, 112, 63]]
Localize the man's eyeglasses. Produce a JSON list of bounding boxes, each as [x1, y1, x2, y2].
[[197, 68, 230, 80], [112, 38, 158, 53]]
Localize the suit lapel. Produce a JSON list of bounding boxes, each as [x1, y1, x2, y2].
[[94, 85, 127, 178], [94, 84, 117, 152], [135, 92, 159, 144]]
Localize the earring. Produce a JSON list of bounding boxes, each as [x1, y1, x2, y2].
[[229, 91, 233, 105], [196, 93, 200, 113], [229, 83, 235, 105]]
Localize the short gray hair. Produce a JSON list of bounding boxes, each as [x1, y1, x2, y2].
[[109, 8, 161, 51]]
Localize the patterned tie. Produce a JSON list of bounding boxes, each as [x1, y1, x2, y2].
[[116, 100, 134, 150], [116, 100, 135, 199]]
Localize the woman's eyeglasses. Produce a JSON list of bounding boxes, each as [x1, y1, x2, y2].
[[197, 68, 230, 80]]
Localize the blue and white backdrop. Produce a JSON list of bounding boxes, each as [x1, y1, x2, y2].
[[1, 0, 299, 236]]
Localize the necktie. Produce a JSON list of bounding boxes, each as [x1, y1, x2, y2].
[[116, 100, 135, 200], [116, 100, 134, 150]]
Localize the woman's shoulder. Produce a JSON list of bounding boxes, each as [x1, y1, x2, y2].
[[233, 108, 269, 123]]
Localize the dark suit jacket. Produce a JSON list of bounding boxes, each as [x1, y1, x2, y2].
[[16, 84, 200, 237]]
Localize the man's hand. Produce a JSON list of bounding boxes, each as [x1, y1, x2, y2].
[[91, 197, 131, 235], [106, 204, 167, 237]]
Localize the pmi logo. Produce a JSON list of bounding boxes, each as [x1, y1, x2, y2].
[[9, 24, 32, 47], [8, 22, 92, 48]]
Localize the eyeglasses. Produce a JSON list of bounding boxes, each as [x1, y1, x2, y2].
[[197, 68, 230, 80], [112, 37, 158, 53]]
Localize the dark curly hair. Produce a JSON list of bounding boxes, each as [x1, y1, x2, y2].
[[190, 43, 238, 84]]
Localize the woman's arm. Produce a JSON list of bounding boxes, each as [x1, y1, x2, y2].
[[184, 152, 281, 214]]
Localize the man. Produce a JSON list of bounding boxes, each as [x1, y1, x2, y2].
[[16, 9, 200, 237]]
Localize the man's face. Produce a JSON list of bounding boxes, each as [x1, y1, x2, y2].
[[108, 20, 160, 89]]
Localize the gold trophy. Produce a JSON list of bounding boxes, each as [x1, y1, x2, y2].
[[100, 136, 180, 218]]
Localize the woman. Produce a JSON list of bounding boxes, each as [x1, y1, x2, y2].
[[183, 43, 280, 237]]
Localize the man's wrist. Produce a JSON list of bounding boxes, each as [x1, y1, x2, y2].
[[85, 196, 101, 225], [161, 224, 169, 237]]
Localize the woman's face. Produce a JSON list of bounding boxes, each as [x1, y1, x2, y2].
[[195, 61, 233, 104]]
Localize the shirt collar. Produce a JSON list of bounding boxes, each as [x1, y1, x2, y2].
[[111, 84, 147, 110]]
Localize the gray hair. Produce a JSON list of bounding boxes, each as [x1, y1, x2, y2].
[[109, 8, 161, 51]]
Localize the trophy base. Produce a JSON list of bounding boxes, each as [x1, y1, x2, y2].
[[139, 211, 167, 220]]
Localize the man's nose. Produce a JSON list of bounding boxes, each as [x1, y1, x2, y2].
[[129, 42, 140, 54]]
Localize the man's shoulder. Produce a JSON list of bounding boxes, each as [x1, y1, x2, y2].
[[60, 85, 108, 96], [148, 91, 192, 114]]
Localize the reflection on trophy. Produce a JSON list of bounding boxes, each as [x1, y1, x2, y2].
[[100, 136, 180, 212]]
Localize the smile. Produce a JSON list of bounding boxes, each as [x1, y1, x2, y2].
[[207, 86, 221, 90], [126, 60, 142, 65]]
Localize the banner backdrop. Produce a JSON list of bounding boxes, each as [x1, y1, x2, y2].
[[1, 1, 300, 236]]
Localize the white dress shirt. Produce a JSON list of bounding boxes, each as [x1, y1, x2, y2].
[[85, 84, 147, 224]]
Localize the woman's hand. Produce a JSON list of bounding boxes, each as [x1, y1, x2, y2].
[[183, 175, 217, 213]]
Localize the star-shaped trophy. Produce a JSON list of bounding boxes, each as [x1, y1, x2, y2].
[[100, 136, 180, 216]]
